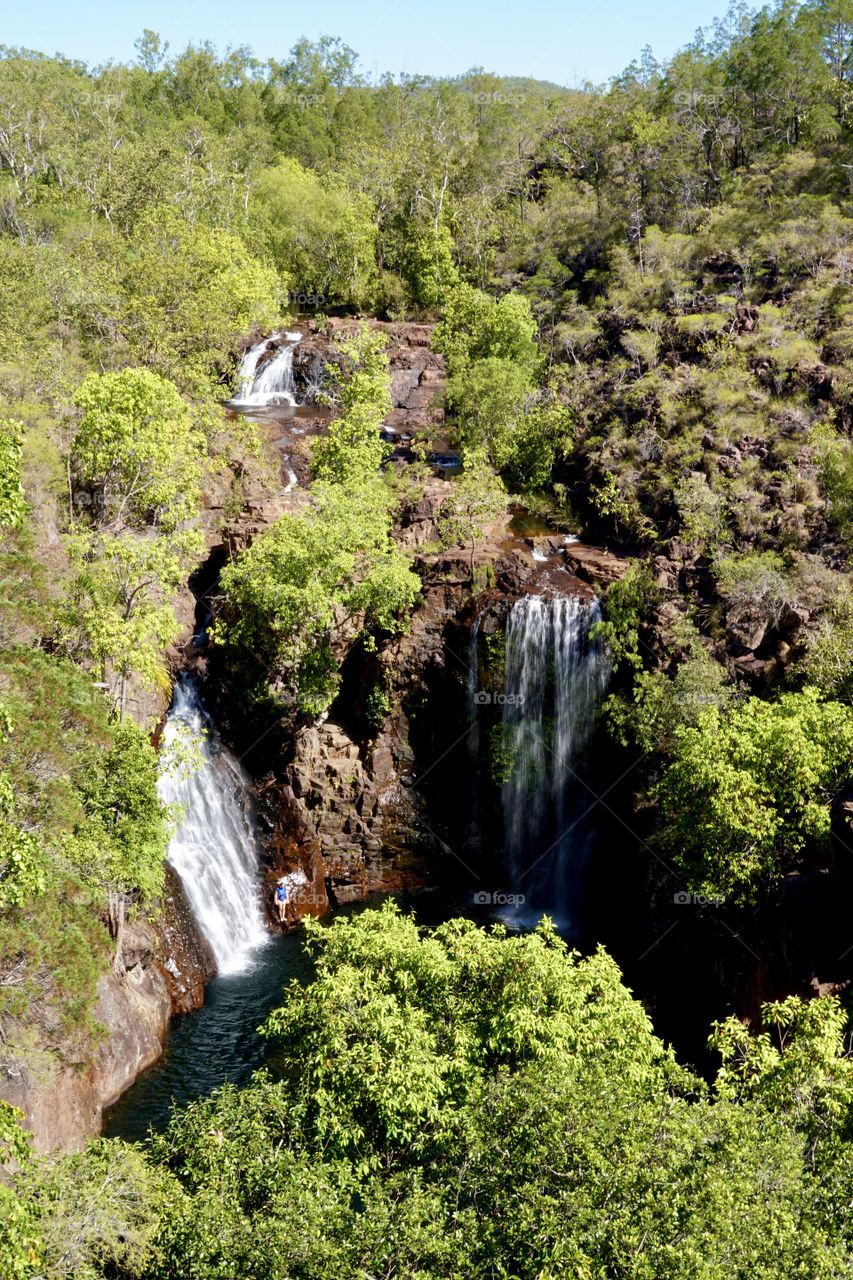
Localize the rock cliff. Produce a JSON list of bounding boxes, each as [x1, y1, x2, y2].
[[291, 318, 447, 434], [0, 872, 216, 1153]]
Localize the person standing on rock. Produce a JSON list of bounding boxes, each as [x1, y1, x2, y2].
[[274, 877, 289, 926]]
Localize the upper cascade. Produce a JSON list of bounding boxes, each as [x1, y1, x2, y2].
[[231, 331, 302, 406], [157, 679, 268, 975]]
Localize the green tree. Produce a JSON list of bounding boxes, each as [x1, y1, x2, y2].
[[446, 359, 569, 487], [0, 708, 46, 912], [0, 420, 27, 528], [311, 327, 391, 486], [433, 282, 539, 376], [144, 903, 846, 1278], [656, 689, 853, 900], [437, 449, 507, 579], [251, 158, 378, 308], [120, 207, 281, 394], [72, 368, 206, 534], [216, 480, 419, 716], [59, 530, 191, 716], [0, 1103, 41, 1279], [259, 902, 676, 1168], [66, 369, 206, 712], [13, 1138, 174, 1280], [400, 220, 460, 310], [73, 717, 169, 903]]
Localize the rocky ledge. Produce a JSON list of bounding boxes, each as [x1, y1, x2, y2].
[[246, 486, 632, 907]]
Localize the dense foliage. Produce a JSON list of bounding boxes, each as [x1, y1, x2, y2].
[[217, 476, 419, 716], [216, 326, 420, 716], [5, 905, 853, 1277]]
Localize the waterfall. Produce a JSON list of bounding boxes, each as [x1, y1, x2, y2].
[[464, 614, 484, 856], [158, 680, 268, 974], [232, 331, 301, 406], [500, 595, 608, 919], [467, 613, 482, 760]]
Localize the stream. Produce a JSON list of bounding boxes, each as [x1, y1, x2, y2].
[[103, 891, 479, 1143]]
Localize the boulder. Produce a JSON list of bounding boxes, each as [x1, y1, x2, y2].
[[563, 542, 631, 586]]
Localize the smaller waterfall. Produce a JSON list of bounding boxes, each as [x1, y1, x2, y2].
[[232, 331, 302, 406], [158, 681, 268, 974], [500, 595, 609, 919]]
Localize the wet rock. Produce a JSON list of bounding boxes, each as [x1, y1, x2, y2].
[[256, 778, 329, 921], [154, 865, 217, 1016], [563, 543, 631, 586]]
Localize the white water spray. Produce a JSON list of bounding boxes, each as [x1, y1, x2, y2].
[[232, 331, 302, 406], [158, 681, 268, 974], [500, 595, 609, 916]]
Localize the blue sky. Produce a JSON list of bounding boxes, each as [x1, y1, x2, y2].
[[5, 0, 731, 86]]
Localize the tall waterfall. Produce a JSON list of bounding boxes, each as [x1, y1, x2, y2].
[[232, 331, 301, 406], [158, 681, 268, 974], [500, 595, 609, 919]]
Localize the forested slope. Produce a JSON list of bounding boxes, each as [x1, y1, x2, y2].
[[1, 3, 853, 1273]]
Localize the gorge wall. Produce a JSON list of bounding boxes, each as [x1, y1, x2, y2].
[[1, 870, 213, 1154]]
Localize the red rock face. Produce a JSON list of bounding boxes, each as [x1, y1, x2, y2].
[[154, 865, 217, 1016], [267, 720, 429, 907], [562, 542, 631, 587], [290, 318, 447, 434], [255, 776, 331, 921], [0, 922, 172, 1154]]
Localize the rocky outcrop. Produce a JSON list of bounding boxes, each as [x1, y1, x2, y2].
[[1, 922, 170, 1154], [291, 319, 446, 434], [563, 542, 631, 587], [154, 866, 217, 1016], [253, 497, 628, 905], [0, 869, 222, 1154], [255, 776, 329, 917], [278, 722, 428, 903]]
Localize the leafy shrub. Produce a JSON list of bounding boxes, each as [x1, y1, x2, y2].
[[0, 420, 27, 529], [656, 690, 853, 901], [217, 481, 419, 717]]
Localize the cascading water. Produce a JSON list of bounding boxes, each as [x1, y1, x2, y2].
[[158, 680, 268, 974], [232, 331, 302, 406], [500, 595, 609, 920], [464, 614, 484, 856]]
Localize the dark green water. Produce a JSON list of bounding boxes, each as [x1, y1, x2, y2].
[[103, 928, 312, 1143], [103, 891, 489, 1143]]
